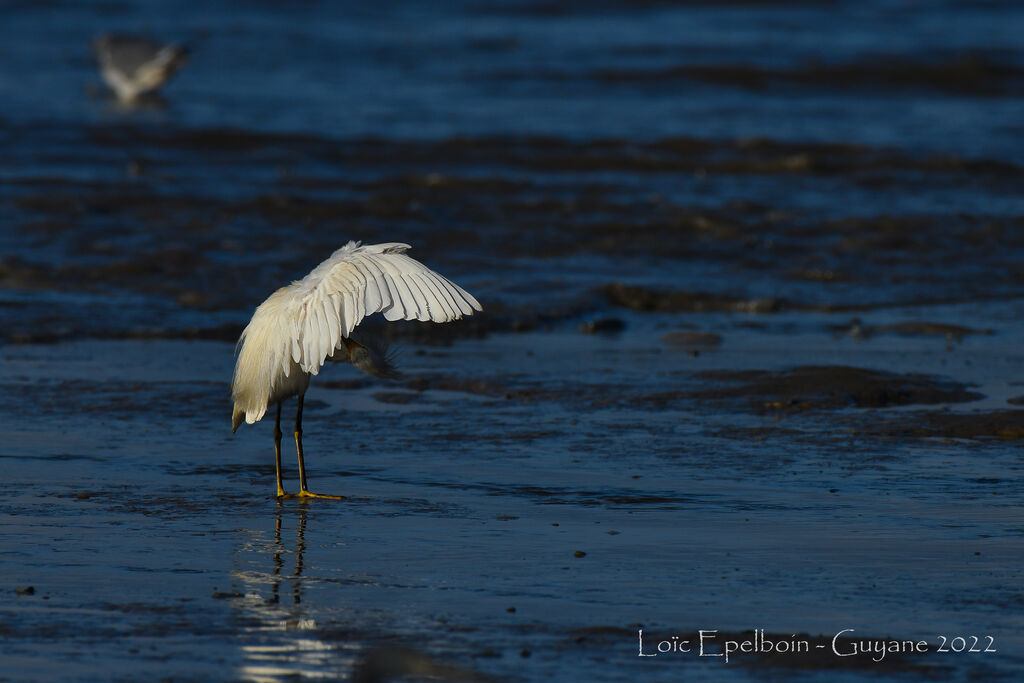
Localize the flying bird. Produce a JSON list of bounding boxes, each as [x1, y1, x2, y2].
[[93, 34, 188, 103], [231, 241, 481, 500]]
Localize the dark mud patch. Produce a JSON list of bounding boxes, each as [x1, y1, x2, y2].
[[708, 426, 807, 442], [162, 462, 270, 478], [483, 429, 563, 445], [93, 602, 189, 615], [871, 410, 1024, 441], [425, 481, 697, 509], [277, 129, 1022, 180], [403, 375, 514, 399], [80, 488, 263, 519], [6, 125, 1024, 345], [835, 319, 993, 341], [660, 330, 724, 350], [591, 54, 1024, 97], [0, 380, 227, 420], [372, 391, 420, 405], [579, 317, 626, 334], [604, 282, 785, 313], [401, 374, 630, 410], [690, 366, 983, 413], [3, 453, 107, 463], [6, 323, 242, 346]]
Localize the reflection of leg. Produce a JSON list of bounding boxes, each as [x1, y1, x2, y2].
[[270, 507, 283, 604], [282, 393, 344, 500], [294, 508, 306, 604], [274, 403, 286, 497], [296, 510, 306, 577]]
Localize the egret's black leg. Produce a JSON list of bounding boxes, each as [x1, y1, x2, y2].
[[273, 403, 286, 498], [295, 394, 308, 492], [284, 393, 344, 500]]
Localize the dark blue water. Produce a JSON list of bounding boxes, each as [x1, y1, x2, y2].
[[1, 0, 1022, 157], [1, 1, 1023, 681]]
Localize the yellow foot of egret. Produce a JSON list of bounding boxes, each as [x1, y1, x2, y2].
[[277, 491, 346, 501]]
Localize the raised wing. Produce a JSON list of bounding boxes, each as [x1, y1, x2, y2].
[[288, 241, 481, 375]]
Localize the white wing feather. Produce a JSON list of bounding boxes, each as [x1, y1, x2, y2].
[[415, 271, 455, 321], [231, 240, 481, 429], [287, 241, 481, 374], [359, 256, 390, 313]]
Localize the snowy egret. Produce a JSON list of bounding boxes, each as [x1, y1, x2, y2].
[[93, 34, 188, 103], [231, 241, 481, 500]]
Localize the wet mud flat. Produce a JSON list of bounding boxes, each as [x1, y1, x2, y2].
[[2, 131, 1024, 680], [3, 123, 1024, 344], [2, 131, 1024, 681], [2, 309, 1023, 681], [2, 0, 1024, 680]]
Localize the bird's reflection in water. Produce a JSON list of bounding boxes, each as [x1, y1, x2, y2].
[[236, 503, 356, 682], [269, 506, 306, 606], [237, 505, 494, 683]]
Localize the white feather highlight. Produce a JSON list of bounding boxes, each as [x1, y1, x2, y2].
[[231, 241, 481, 429]]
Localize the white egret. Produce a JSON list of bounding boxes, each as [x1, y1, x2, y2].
[[231, 241, 482, 500], [93, 34, 188, 103]]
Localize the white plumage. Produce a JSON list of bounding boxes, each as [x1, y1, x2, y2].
[[93, 34, 189, 103], [231, 241, 481, 499]]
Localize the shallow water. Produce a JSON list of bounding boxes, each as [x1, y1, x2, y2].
[[3, 326, 1023, 681], [2, 0, 1023, 681]]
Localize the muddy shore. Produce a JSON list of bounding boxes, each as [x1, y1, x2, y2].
[[2, 0, 1023, 680]]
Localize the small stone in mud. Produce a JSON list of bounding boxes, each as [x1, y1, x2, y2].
[[16, 586, 35, 595], [372, 391, 418, 405], [574, 550, 586, 558], [175, 290, 207, 307], [789, 268, 848, 282], [660, 330, 723, 349], [579, 317, 625, 334]]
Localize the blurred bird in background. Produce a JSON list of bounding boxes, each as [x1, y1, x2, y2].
[[93, 34, 188, 103]]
